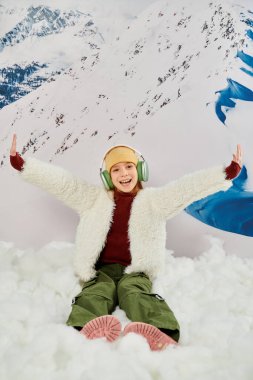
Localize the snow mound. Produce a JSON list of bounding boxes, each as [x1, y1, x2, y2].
[[0, 237, 253, 380]]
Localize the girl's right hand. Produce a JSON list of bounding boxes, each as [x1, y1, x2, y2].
[[10, 134, 24, 171], [10, 134, 17, 156]]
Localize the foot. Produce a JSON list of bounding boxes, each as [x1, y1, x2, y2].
[[80, 315, 121, 342], [123, 322, 177, 351]]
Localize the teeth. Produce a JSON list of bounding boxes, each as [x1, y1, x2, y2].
[[120, 179, 131, 184]]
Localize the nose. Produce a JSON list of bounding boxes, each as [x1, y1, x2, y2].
[[120, 166, 128, 176]]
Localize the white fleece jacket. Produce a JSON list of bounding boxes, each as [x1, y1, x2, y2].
[[21, 158, 232, 282]]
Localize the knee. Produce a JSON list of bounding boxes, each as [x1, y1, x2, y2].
[[74, 276, 116, 306], [117, 272, 151, 299]]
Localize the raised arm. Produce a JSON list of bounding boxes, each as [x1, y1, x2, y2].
[[150, 145, 242, 220], [10, 134, 100, 213]]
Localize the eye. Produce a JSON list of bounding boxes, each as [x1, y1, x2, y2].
[[112, 168, 119, 172], [127, 164, 134, 169]]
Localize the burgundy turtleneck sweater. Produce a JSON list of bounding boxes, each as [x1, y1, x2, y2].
[[97, 190, 136, 267]]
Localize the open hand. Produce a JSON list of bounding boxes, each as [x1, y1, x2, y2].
[[9, 133, 24, 171], [10, 134, 17, 156], [232, 144, 242, 168]]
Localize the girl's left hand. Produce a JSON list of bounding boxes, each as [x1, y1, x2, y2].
[[232, 144, 242, 168]]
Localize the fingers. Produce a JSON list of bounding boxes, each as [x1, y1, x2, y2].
[[237, 144, 242, 158], [237, 144, 242, 161], [10, 133, 17, 156], [233, 144, 242, 167]]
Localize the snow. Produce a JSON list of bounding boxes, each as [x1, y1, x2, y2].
[[0, 237, 253, 380]]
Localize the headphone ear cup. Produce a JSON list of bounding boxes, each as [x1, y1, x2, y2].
[[100, 170, 114, 190], [137, 161, 149, 182]]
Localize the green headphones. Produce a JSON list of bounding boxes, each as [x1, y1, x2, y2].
[[100, 146, 149, 190]]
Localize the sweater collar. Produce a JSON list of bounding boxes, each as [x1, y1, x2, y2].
[[114, 189, 138, 200]]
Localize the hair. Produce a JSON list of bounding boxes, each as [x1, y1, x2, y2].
[[133, 181, 143, 192]]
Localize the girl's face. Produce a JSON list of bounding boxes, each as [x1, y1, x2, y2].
[[110, 162, 138, 193]]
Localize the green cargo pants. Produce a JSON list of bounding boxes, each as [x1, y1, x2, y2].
[[66, 263, 180, 341]]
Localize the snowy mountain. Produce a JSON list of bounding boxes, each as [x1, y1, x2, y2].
[[0, 0, 253, 255], [0, 6, 94, 49], [0, 4, 103, 108]]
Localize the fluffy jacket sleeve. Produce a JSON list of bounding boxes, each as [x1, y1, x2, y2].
[[150, 165, 232, 220], [20, 157, 101, 213]]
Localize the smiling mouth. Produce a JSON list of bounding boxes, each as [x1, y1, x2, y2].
[[120, 179, 132, 184]]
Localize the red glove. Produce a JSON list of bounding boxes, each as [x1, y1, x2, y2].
[[225, 161, 241, 180], [10, 152, 24, 171]]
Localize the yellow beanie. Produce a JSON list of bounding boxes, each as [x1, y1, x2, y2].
[[104, 146, 138, 172]]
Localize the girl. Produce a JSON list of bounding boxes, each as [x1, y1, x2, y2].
[[10, 134, 242, 350]]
